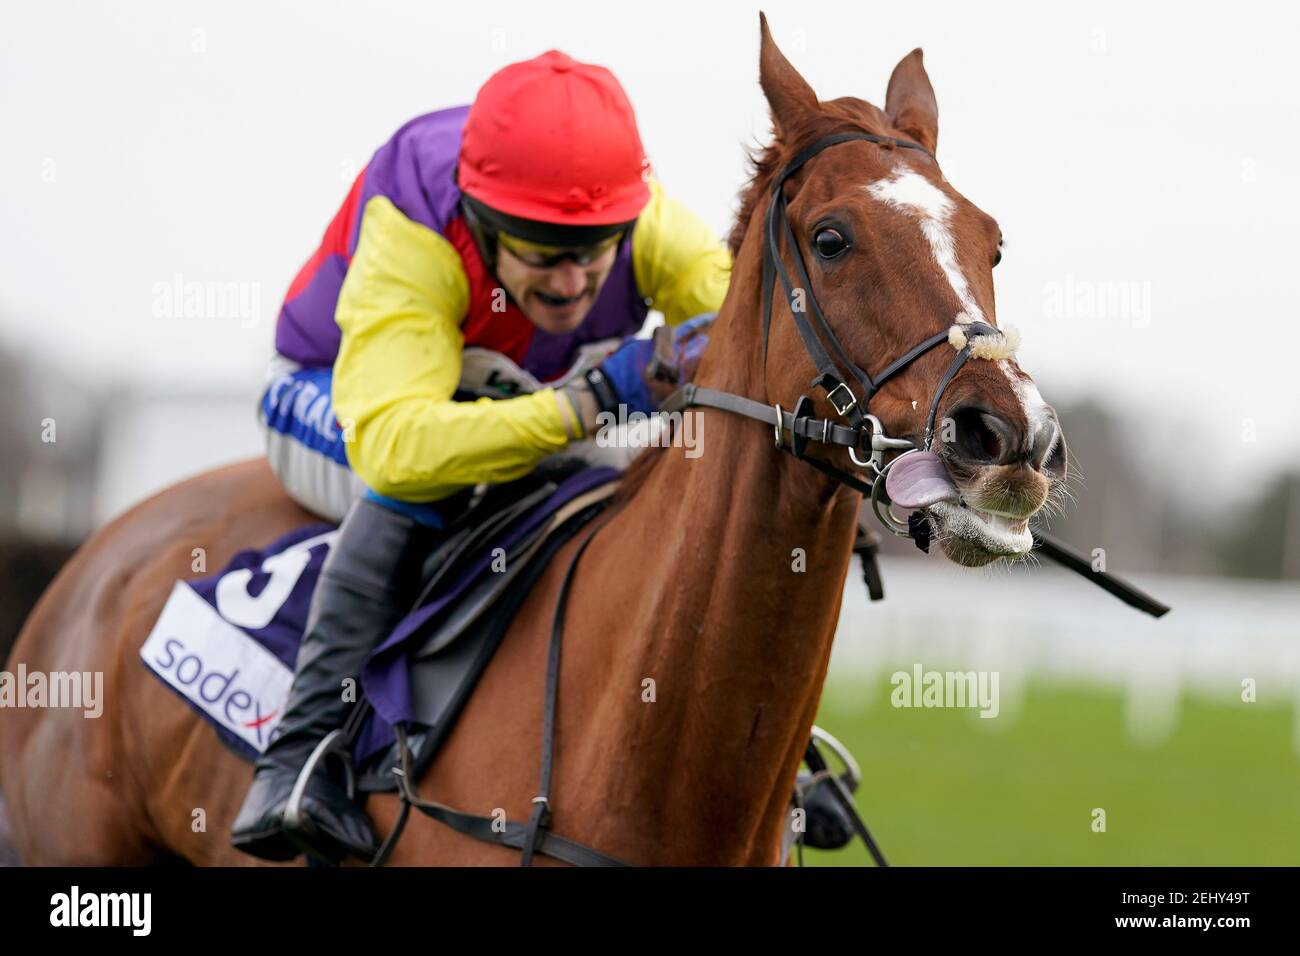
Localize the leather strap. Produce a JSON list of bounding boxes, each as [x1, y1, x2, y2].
[[760, 130, 936, 423], [388, 724, 628, 867], [852, 525, 885, 601], [871, 329, 951, 388], [761, 220, 776, 362], [663, 384, 880, 496], [662, 384, 865, 450], [920, 321, 999, 449], [766, 187, 870, 421], [521, 504, 624, 864]]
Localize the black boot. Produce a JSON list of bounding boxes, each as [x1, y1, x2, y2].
[[231, 497, 434, 863]]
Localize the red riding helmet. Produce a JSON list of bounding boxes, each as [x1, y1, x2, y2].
[[458, 50, 652, 238]]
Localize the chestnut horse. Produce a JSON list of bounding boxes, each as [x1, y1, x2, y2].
[[0, 17, 1065, 865]]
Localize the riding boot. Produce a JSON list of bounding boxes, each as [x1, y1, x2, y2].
[[231, 496, 435, 863]]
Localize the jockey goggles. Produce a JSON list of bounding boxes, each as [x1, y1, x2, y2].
[[495, 229, 626, 268]]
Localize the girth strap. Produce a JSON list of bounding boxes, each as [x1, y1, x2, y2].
[[389, 725, 628, 867]]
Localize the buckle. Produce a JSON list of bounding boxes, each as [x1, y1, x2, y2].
[[825, 382, 857, 417], [848, 413, 879, 470]]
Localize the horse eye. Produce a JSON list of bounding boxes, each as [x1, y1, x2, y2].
[[813, 228, 848, 259]]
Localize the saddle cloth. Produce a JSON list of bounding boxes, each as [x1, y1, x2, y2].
[[140, 462, 620, 791]]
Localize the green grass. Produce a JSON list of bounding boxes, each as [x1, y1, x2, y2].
[[806, 680, 1300, 866]]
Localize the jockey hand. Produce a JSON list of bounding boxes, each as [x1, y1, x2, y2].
[[566, 314, 714, 430], [647, 313, 712, 405]]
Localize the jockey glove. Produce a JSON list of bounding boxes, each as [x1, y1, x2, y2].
[[585, 313, 714, 418]]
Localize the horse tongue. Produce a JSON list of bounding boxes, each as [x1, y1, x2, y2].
[[885, 451, 960, 509]]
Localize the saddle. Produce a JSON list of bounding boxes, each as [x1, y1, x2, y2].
[[353, 457, 619, 791]]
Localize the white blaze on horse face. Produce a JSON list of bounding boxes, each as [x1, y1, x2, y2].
[[866, 170, 985, 326], [1005, 365, 1055, 453], [867, 170, 1052, 446]]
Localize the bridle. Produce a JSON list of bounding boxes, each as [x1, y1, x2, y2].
[[661, 130, 1171, 616], [662, 129, 1013, 537]]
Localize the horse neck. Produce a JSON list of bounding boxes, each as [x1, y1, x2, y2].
[[589, 266, 861, 862]]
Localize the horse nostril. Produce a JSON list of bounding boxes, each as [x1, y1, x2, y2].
[[947, 406, 1017, 465], [1031, 418, 1066, 477]]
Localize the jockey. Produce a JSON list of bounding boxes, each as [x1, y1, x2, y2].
[[232, 50, 730, 863]]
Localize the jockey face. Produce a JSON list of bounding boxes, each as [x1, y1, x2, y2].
[[494, 235, 622, 335]]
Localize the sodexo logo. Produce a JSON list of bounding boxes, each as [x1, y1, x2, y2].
[[140, 582, 293, 752]]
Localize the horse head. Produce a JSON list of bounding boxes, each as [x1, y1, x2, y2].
[[700, 14, 1068, 568]]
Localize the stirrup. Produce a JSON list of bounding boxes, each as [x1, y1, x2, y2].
[[808, 725, 861, 793], [798, 726, 887, 866], [282, 728, 357, 834]]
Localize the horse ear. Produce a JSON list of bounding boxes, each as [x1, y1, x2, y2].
[[758, 12, 819, 136], [885, 48, 939, 155]]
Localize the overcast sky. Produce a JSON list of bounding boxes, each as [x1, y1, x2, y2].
[[2, 0, 1297, 506]]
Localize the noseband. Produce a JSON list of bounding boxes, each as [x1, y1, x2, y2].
[[662, 130, 1014, 534]]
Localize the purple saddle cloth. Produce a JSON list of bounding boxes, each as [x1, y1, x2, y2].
[[141, 466, 619, 765]]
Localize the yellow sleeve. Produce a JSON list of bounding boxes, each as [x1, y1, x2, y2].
[[630, 180, 732, 327], [332, 196, 577, 502]]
